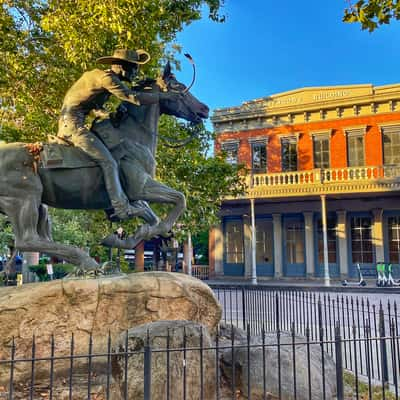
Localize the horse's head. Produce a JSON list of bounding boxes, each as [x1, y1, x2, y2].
[[158, 62, 209, 124]]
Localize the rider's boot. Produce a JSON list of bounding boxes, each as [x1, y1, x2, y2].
[[100, 162, 145, 220]]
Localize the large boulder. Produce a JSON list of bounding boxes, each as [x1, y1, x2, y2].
[[0, 272, 221, 384], [219, 324, 337, 400], [112, 320, 217, 400]]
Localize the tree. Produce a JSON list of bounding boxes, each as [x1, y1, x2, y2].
[[156, 116, 246, 239], [0, 0, 224, 142], [0, 1, 244, 258], [343, 0, 400, 31], [49, 209, 111, 260]]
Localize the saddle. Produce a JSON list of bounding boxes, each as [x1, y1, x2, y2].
[[40, 119, 125, 170]]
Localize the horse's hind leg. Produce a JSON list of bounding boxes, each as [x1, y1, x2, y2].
[[3, 196, 98, 270], [38, 204, 52, 241]]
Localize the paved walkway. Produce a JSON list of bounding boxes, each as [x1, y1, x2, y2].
[[206, 277, 400, 292]]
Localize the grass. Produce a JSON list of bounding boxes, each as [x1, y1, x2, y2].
[[343, 371, 397, 400]]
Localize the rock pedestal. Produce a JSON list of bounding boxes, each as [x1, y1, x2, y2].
[[219, 324, 337, 400], [0, 272, 221, 384], [112, 320, 217, 400]]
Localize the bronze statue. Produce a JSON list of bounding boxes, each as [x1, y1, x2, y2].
[[0, 58, 209, 273], [57, 49, 175, 221]]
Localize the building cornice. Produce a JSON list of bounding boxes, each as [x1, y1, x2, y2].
[[212, 83, 400, 134]]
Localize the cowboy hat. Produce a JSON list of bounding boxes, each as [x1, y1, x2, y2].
[[97, 49, 150, 65]]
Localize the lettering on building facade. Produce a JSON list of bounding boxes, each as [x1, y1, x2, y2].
[[267, 90, 351, 108]]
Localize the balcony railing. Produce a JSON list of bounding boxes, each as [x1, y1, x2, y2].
[[243, 164, 400, 198]]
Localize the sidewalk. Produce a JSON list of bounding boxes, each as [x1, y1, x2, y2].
[[206, 277, 400, 293]]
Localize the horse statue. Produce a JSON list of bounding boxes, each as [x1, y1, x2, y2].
[[0, 62, 209, 273]]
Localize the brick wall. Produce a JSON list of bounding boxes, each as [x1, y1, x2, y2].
[[216, 113, 400, 171]]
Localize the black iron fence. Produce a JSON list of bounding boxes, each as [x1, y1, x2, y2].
[[211, 285, 400, 387], [1, 287, 400, 399], [0, 322, 399, 399], [210, 285, 399, 336]]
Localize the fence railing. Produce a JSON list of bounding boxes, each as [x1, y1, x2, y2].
[[1, 287, 400, 399], [191, 265, 209, 280], [211, 285, 399, 333], [0, 323, 399, 399], [211, 285, 400, 386]]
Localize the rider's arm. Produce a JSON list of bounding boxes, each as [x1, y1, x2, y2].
[[102, 71, 175, 106], [101, 71, 141, 105]]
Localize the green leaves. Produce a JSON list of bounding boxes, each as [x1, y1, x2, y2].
[[156, 116, 246, 238], [0, 0, 232, 252], [0, 216, 14, 255], [343, 0, 400, 31], [0, 0, 225, 142]]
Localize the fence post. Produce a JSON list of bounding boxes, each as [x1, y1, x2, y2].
[[8, 337, 15, 400], [144, 336, 152, 400], [379, 305, 389, 384], [275, 293, 281, 399], [334, 324, 344, 400], [242, 287, 246, 330]]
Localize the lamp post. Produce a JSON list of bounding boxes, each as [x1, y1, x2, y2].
[[250, 198, 257, 285], [320, 195, 330, 286]]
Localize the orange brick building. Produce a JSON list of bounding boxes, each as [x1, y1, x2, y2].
[[209, 84, 400, 281]]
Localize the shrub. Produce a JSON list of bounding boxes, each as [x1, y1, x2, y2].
[[28, 264, 47, 281], [29, 263, 75, 281], [53, 263, 75, 278]]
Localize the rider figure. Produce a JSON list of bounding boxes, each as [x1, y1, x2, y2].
[[57, 49, 163, 220]]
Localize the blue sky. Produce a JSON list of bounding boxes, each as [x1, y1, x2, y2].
[[174, 1, 400, 128]]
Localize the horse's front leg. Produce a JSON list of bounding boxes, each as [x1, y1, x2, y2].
[[101, 179, 185, 249], [133, 178, 186, 240]]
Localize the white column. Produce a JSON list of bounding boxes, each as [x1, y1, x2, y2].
[[337, 210, 349, 278], [320, 195, 330, 286], [187, 231, 192, 276], [183, 236, 193, 275], [272, 213, 283, 278], [303, 212, 315, 278], [243, 215, 252, 278], [250, 199, 257, 284], [372, 208, 384, 263], [210, 223, 224, 276]]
